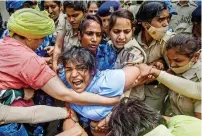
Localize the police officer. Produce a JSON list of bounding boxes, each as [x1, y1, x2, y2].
[[170, 0, 197, 30]]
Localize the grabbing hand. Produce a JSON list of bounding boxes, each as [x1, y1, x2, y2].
[[44, 46, 54, 56]]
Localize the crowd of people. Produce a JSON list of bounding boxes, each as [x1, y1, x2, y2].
[[0, 0, 201, 136]]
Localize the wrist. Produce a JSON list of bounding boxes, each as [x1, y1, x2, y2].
[[151, 67, 161, 77]]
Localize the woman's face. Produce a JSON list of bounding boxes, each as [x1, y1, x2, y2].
[[81, 20, 102, 54], [149, 8, 170, 28], [65, 61, 92, 93], [167, 48, 191, 68], [87, 3, 98, 15], [110, 17, 133, 49], [44, 1, 60, 21]]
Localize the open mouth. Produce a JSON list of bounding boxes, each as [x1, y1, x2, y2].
[[72, 80, 83, 88]]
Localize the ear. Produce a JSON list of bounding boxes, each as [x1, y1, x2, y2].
[[192, 50, 201, 62]]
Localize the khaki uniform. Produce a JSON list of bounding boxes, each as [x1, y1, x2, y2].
[[56, 14, 80, 50], [129, 31, 175, 111], [165, 58, 201, 116], [114, 38, 147, 69], [174, 22, 193, 34], [109, 39, 146, 98], [170, 1, 197, 30]]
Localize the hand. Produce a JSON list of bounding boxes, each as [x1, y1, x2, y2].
[[136, 63, 153, 78], [57, 123, 87, 136], [151, 60, 164, 70], [44, 46, 54, 56], [23, 88, 35, 100], [44, 56, 52, 64], [134, 76, 148, 86]]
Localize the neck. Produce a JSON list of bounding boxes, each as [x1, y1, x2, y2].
[[12, 35, 27, 45], [142, 30, 153, 46]]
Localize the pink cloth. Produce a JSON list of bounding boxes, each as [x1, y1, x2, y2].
[[11, 100, 34, 107], [0, 37, 56, 90]]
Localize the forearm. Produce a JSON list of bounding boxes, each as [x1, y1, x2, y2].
[[53, 34, 64, 62], [0, 104, 68, 124], [156, 71, 201, 100], [42, 76, 120, 106]]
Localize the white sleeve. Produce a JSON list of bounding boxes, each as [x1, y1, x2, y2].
[[0, 104, 67, 124], [157, 71, 201, 100]]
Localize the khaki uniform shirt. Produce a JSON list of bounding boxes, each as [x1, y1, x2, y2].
[[166, 57, 201, 116], [108, 39, 146, 98], [114, 38, 147, 69], [174, 23, 193, 34], [170, 1, 197, 30], [56, 14, 80, 50], [136, 31, 175, 64], [129, 31, 175, 110]]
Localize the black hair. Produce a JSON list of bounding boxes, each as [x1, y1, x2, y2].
[[44, 0, 61, 7], [166, 33, 201, 58], [78, 14, 103, 35], [108, 97, 161, 136], [60, 46, 96, 75], [63, 1, 86, 13], [87, 0, 101, 9], [109, 9, 134, 31], [135, 1, 167, 35]]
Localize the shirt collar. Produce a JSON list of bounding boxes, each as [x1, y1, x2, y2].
[[136, 31, 157, 49], [177, 1, 190, 7]]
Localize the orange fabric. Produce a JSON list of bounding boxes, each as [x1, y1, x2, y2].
[[0, 37, 56, 90]]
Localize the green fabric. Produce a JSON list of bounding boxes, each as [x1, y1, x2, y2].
[[167, 115, 201, 136], [144, 125, 173, 136], [145, 115, 201, 136], [0, 89, 24, 105], [7, 8, 55, 39]]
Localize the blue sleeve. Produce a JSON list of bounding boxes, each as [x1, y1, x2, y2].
[[98, 69, 125, 97], [96, 44, 117, 71], [70, 104, 112, 121], [35, 34, 56, 57]]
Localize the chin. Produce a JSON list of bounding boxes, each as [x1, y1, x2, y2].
[[72, 87, 85, 93]]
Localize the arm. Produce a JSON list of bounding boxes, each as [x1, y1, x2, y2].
[[156, 70, 201, 100], [0, 103, 68, 124], [41, 76, 120, 106], [52, 34, 64, 72], [122, 66, 140, 90], [137, 63, 201, 100]]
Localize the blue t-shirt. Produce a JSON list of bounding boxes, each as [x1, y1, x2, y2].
[[70, 69, 125, 121]]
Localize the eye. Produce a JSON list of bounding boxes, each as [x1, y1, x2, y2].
[[96, 32, 102, 37], [85, 31, 94, 36], [51, 5, 56, 9], [44, 6, 48, 10], [65, 68, 72, 73], [113, 30, 121, 34], [123, 30, 131, 34], [72, 14, 79, 17]]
